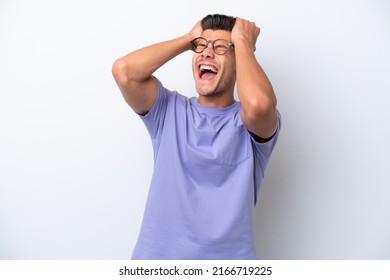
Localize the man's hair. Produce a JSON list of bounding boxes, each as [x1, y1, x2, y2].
[[201, 14, 236, 31]]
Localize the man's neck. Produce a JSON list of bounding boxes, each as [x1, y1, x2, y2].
[[197, 94, 235, 108]]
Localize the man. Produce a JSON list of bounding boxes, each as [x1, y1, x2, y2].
[[112, 14, 281, 259]]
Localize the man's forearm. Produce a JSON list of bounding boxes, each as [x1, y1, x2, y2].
[[115, 34, 193, 83], [235, 42, 276, 112]]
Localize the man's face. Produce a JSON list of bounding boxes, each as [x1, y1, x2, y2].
[[192, 29, 236, 99]]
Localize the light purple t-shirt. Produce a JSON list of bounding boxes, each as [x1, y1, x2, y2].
[[131, 79, 281, 260]]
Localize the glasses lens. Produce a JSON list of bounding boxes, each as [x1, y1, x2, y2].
[[192, 38, 207, 53], [213, 39, 230, 55]]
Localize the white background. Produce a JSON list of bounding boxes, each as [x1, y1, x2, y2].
[[1, 0, 389, 259]]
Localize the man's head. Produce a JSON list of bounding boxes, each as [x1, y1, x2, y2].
[[192, 14, 237, 107]]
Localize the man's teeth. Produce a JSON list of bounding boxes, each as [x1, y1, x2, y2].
[[200, 65, 218, 73]]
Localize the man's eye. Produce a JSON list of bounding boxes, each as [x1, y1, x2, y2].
[[215, 44, 227, 50]]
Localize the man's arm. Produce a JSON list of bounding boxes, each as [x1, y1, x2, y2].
[[232, 18, 278, 140], [112, 22, 202, 115]]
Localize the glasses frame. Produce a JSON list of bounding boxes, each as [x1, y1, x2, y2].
[[191, 37, 234, 55]]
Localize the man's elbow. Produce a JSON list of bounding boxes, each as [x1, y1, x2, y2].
[[244, 96, 277, 121], [112, 59, 129, 86], [241, 96, 278, 140]]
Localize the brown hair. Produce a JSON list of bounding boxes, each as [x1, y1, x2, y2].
[[201, 14, 236, 31]]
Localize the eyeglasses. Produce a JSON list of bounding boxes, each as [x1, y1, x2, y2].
[[191, 37, 234, 55]]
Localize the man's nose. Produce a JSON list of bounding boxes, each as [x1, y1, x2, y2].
[[202, 43, 214, 58]]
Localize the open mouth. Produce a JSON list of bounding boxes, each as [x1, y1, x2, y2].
[[199, 64, 218, 80]]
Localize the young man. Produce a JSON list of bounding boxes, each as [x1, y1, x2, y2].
[[112, 14, 281, 259]]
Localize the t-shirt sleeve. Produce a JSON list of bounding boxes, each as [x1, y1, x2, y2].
[[139, 79, 168, 141]]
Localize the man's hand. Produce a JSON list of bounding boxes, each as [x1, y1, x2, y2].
[[189, 20, 203, 41], [231, 18, 260, 52]]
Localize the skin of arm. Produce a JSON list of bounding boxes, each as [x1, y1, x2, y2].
[[112, 22, 203, 115], [232, 18, 278, 140]]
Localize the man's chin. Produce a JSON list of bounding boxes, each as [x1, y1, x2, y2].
[[197, 90, 215, 97], [196, 84, 215, 96]]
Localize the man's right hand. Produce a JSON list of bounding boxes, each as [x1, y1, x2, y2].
[[188, 20, 203, 43]]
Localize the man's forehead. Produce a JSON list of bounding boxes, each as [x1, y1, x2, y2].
[[201, 29, 232, 41]]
